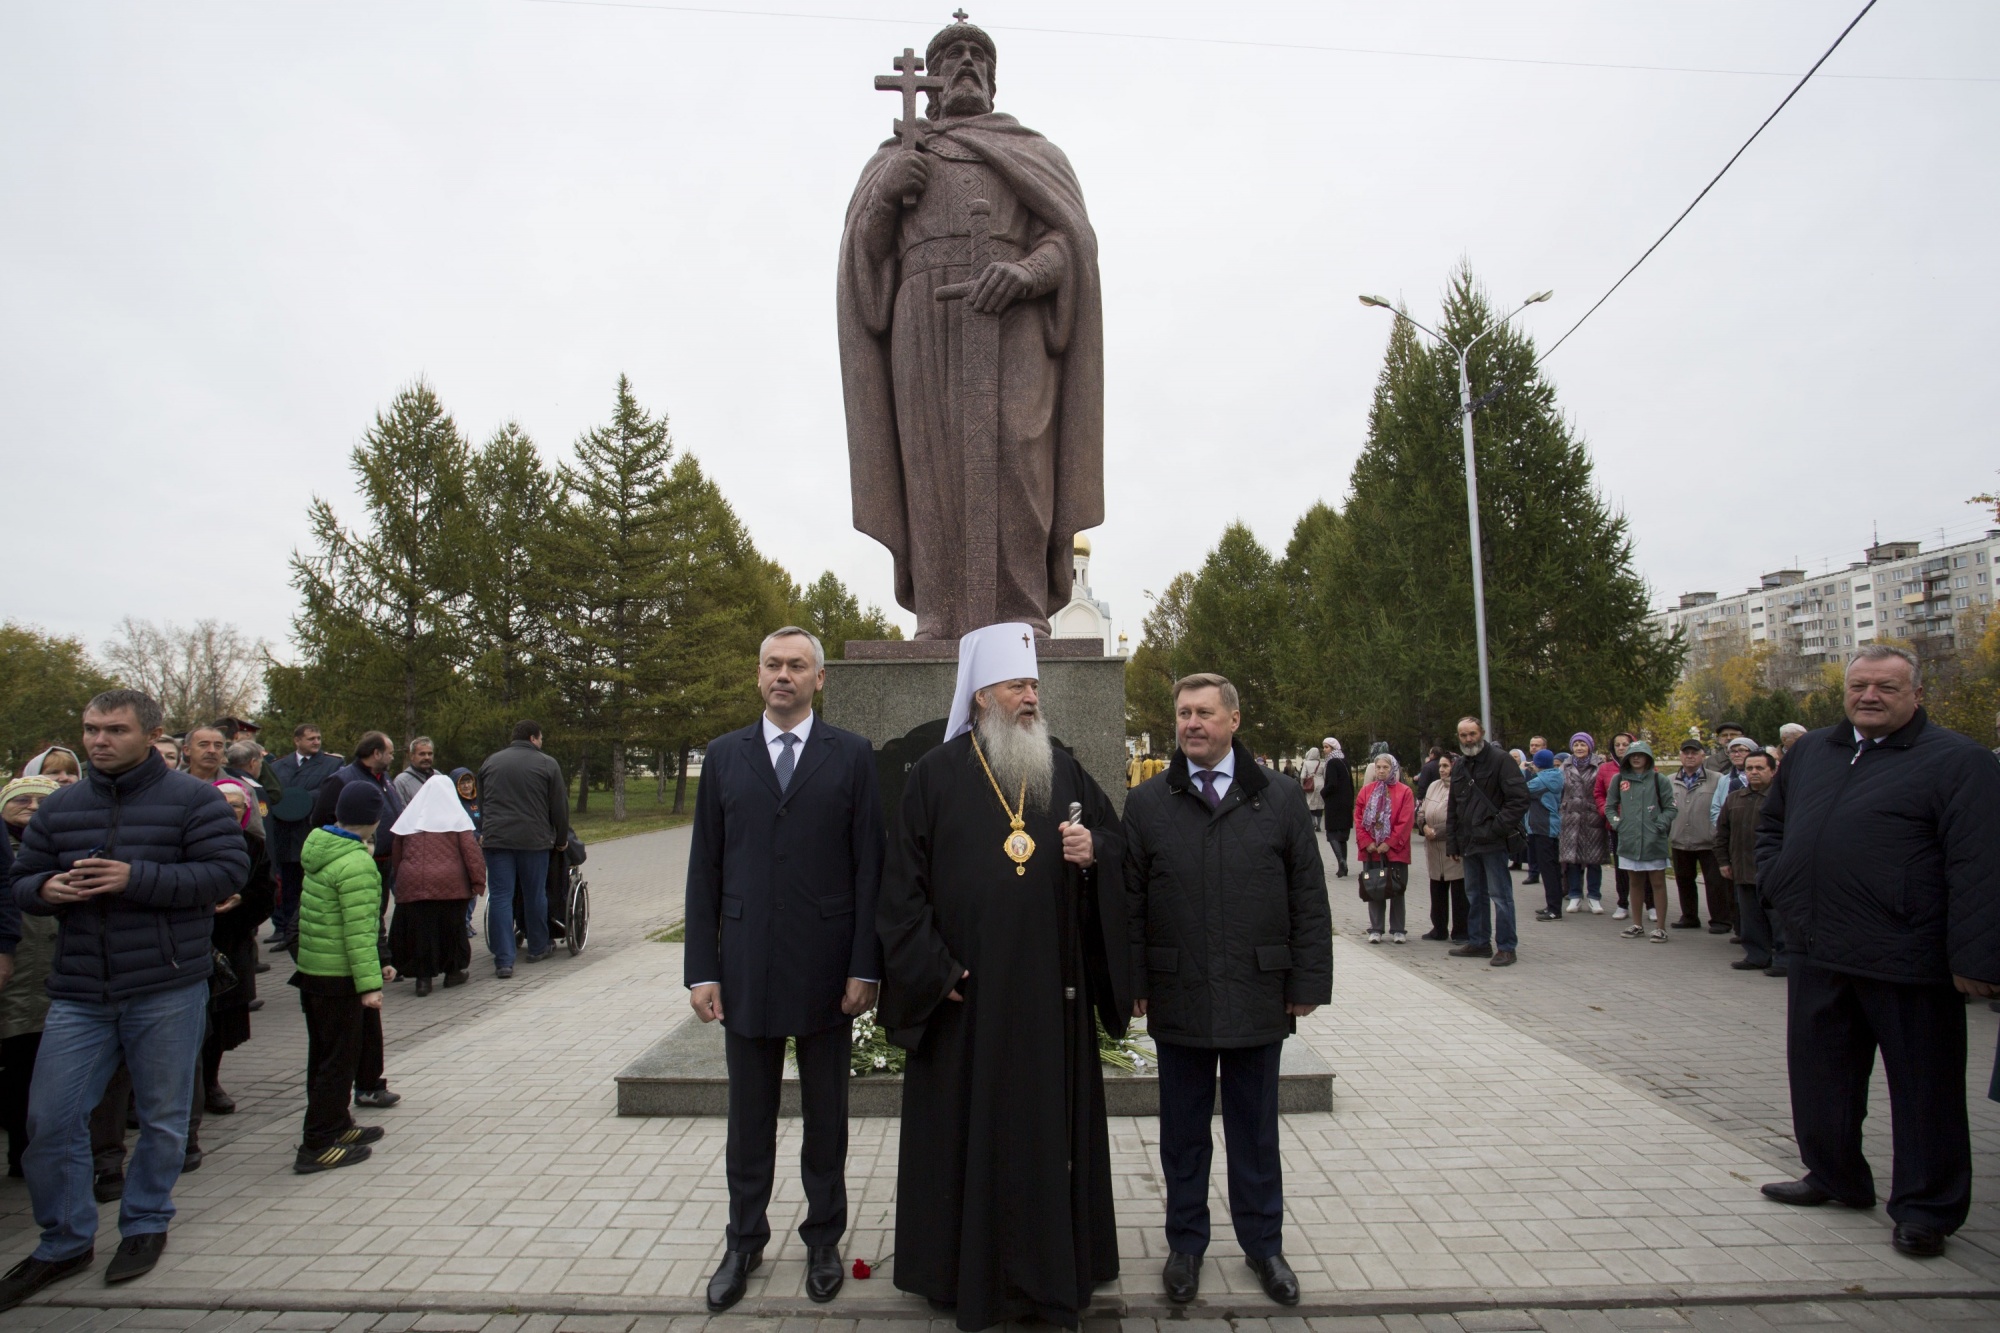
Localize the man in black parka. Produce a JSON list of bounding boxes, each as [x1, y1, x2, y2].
[[1123, 673, 1331, 1308], [1755, 644, 2000, 1259], [0, 690, 247, 1307]]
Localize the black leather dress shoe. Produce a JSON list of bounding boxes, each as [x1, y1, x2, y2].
[[805, 1244, 843, 1303], [1893, 1223, 1946, 1258], [1761, 1178, 1873, 1208], [1247, 1253, 1299, 1306], [1447, 943, 1493, 958], [1162, 1250, 1201, 1303], [705, 1250, 760, 1312]]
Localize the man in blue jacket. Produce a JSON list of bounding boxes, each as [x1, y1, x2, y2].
[[0, 690, 247, 1307], [684, 627, 884, 1312], [1755, 645, 2000, 1259]]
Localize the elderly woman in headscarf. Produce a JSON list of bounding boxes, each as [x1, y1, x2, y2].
[[388, 773, 487, 996], [18, 745, 80, 786], [1320, 738, 1355, 878], [1352, 752, 1415, 944], [204, 778, 274, 1120], [1558, 732, 1610, 914], [1418, 752, 1468, 942], [0, 776, 60, 1175]]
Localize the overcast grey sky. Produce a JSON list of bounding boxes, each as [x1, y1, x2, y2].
[[5, 1, 1996, 662]]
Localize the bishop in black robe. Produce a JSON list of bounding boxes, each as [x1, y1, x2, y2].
[[877, 731, 1132, 1331]]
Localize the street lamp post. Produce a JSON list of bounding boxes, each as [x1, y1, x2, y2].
[[1359, 290, 1552, 741]]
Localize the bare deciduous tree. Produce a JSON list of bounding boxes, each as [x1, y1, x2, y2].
[[102, 617, 268, 731]]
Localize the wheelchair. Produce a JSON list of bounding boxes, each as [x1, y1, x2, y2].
[[498, 840, 591, 957]]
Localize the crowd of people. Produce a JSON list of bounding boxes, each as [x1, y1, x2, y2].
[[0, 635, 1994, 1320], [0, 694, 575, 1308], [1268, 717, 1810, 973]]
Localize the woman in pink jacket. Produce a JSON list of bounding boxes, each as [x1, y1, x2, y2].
[[1353, 752, 1416, 944], [388, 774, 487, 995]]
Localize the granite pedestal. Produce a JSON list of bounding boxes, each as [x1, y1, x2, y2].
[[614, 1013, 1334, 1117]]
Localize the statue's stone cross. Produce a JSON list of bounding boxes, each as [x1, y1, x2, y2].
[[875, 47, 941, 149], [875, 46, 943, 208]]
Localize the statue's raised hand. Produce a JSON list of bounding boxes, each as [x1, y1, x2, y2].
[[880, 151, 930, 205], [968, 260, 1033, 315]]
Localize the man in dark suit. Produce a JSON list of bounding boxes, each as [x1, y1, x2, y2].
[[267, 723, 342, 943], [684, 626, 886, 1313]]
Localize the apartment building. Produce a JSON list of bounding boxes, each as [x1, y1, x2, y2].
[[1648, 531, 2000, 686]]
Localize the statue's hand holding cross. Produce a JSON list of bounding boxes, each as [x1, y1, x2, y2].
[[875, 47, 943, 207]]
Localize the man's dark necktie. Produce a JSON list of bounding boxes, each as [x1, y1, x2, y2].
[[1195, 769, 1221, 810], [776, 732, 799, 792]]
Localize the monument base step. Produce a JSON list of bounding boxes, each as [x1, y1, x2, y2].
[[614, 1015, 1334, 1117]]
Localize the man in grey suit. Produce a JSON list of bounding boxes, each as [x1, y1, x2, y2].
[[684, 627, 886, 1312]]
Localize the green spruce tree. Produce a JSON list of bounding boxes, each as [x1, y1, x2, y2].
[[286, 380, 473, 750], [464, 422, 560, 749], [546, 376, 678, 821], [1324, 265, 1680, 753]]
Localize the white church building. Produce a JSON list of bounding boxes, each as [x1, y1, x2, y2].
[[1049, 533, 1124, 656]]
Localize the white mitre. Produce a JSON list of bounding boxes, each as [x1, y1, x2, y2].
[[945, 623, 1041, 741]]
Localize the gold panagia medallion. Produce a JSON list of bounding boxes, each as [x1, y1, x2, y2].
[[1005, 825, 1035, 875], [972, 735, 1036, 877]]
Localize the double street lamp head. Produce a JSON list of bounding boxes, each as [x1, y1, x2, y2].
[[1357, 290, 1552, 311]]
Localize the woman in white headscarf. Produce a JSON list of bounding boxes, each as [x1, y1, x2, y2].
[[388, 774, 487, 996]]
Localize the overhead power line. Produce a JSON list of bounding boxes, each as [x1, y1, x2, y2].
[[1536, 0, 1881, 366], [520, 0, 1995, 84]]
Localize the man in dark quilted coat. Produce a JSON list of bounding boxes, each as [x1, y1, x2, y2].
[[0, 690, 246, 1306]]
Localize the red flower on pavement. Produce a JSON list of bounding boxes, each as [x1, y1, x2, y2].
[[852, 1258, 872, 1279]]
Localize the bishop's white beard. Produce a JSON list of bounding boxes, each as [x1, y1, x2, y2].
[[976, 704, 1055, 814]]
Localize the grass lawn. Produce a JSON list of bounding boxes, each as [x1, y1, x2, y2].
[[567, 777, 699, 845]]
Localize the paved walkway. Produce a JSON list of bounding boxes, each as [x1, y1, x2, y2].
[[3, 834, 1997, 1326]]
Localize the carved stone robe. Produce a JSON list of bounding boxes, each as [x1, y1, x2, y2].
[[838, 113, 1104, 640]]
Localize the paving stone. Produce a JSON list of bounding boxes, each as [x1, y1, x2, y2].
[[1681, 1307, 1778, 1332], [1604, 1313, 1691, 1330], [1746, 1307, 1844, 1326], [413, 1317, 492, 1333], [1307, 1321, 1390, 1333], [264, 1318, 346, 1332], [1454, 1313, 1542, 1333], [1522, 1313, 1621, 1333]]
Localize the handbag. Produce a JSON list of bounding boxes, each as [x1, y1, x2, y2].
[[209, 947, 239, 997], [1358, 855, 1392, 903]]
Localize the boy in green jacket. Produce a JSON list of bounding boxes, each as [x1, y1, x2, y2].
[[290, 782, 391, 1173]]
